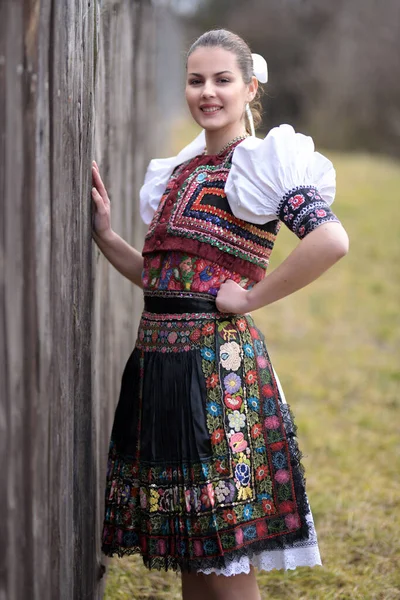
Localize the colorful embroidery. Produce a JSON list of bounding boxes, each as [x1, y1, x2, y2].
[[143, 148, 281, 282], [167, 164, 279, 269], [102, 311, 309, 571], [142, 252, 254, 297], [278, 186, 340, 239]]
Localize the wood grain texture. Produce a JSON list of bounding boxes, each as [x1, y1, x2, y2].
[[0, 1, 155, 598]]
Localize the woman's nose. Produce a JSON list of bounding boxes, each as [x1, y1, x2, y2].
[[201, 81, 215, 98]]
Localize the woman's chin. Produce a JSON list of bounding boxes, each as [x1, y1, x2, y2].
[[199, 120, 227, 133]]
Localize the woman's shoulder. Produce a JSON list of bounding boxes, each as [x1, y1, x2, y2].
[[140, 131, 206, 225], [233, 124, 317, 159], [230, 123, 336, 195], [225, 124, 336, 225]]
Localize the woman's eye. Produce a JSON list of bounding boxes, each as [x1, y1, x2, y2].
[[217, 78, 230, 84], [189, 79, 201, 85]]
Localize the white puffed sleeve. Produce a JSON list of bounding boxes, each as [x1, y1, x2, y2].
[[225, 124, 339, 238], [140, 130, 206, 225]]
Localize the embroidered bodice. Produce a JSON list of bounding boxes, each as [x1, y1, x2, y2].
[[140, 125, 340, 288], [142, 140, 280, 282], [142, 251, 254, 297]]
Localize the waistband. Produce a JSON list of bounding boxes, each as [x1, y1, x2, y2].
[[144, 293, 217, 315]]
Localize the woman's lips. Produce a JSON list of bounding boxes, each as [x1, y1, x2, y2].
[[200, 105, 222, 113]]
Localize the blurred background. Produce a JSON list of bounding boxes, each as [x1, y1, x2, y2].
[[1, 1, 399, 599], [156, 0, 400, 158]]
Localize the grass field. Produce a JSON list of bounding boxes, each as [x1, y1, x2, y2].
[[104, 131, 400, 599]]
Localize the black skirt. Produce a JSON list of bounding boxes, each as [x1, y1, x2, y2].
[[101, 295, 311, 572]]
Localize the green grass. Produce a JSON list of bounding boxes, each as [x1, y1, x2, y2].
[[104, 133, 400, 599]]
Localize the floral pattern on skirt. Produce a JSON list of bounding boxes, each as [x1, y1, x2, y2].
[[101, 308, 310, 572]]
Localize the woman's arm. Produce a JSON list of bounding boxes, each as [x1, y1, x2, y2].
[[92, 229, 144, 287], [216, 221, 349, 314], [91, 161, 144, 287]]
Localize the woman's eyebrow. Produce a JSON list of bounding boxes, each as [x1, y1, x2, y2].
[[188, 70, 234, 77]]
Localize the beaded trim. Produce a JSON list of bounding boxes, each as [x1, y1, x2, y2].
[[277, 186, 340, 239], [141, 310, 221, 323], [144, 290, 217, 301], [143, 147, 280, 277], [204, 134, 249, 156], [166, 161, 279, 269]]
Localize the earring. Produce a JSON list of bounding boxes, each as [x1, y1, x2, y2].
[[246, 103, 255, 137]]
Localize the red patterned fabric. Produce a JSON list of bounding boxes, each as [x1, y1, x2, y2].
[[142, 141, 281, 282]]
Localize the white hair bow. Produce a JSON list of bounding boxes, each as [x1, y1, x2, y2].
[[252, 53, 268, 83]]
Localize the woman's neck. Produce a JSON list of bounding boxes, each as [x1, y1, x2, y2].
[[205, 125, 248, 155]]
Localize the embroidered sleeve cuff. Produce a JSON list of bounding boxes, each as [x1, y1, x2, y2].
[[277, 186, 340, 240]]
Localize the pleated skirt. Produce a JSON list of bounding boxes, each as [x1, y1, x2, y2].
[[101, 295, 321, 574]]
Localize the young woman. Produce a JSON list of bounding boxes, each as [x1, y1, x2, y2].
[[93, 29, 349, 600]]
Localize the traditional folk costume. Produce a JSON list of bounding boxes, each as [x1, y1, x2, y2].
[[101, 124, 340, 575]]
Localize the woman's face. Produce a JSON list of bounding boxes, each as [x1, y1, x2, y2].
[[185, 47, 257, 135]]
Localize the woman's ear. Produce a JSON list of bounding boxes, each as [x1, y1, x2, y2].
[[247, 76, 258, 103]]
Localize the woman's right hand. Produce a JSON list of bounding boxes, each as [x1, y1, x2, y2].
[[91, 160, 112, 239]]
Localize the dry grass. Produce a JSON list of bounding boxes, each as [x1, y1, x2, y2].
[[104, 128, 400, 599]]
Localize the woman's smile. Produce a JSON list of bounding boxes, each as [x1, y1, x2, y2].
[[185, 47, 256, 149], [200, 104, 223, 114]]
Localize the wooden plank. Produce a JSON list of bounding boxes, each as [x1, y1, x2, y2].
[[1, 1, 157, 598], [3, 2, 32, 598], [0, 3, 9, 598]]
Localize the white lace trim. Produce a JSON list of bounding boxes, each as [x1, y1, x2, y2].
[[198, 544, 322, 576], [198, 514, 321, 576]]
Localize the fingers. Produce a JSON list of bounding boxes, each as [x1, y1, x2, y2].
[[91, 187, 107, 214], [215, 298, 229, 314], [92, 165, 104, 192], [91, 186, 101, 205], [92, 165, 109, 201], [215, 297, 224, 310], [219, 279, 236, 292], [215, 287, 228, 312]]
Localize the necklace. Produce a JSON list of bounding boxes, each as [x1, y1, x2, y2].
[[205, 134, 249, 156]]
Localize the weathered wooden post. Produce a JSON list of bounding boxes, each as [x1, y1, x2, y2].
[[0, 1, 156, 598]]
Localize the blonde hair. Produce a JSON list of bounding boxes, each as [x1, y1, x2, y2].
[[187, 29, 263, 133]]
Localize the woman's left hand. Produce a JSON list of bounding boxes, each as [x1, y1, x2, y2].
[[216, 280, 251, 314]]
